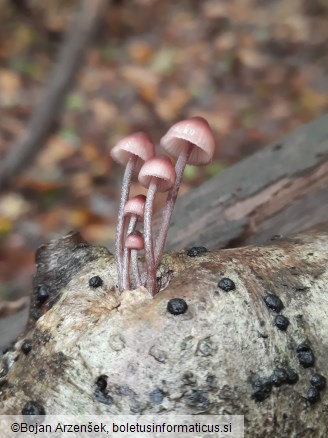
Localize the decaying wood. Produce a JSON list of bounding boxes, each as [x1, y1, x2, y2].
[[155, 114, 328, 252], [1, 227, 328, 437], [0, 0, 107, 190]]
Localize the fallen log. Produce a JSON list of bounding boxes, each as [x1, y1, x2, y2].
[[0, 226, 327, 437], [156, 113, 328, 251]]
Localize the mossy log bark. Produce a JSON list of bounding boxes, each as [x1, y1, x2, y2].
[[1, 227, 328, 437]]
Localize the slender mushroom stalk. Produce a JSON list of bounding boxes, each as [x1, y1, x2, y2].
[[131, 238, 143, 289], [110, 133, 154, 292], [124, 231, 144, 290], [138, 156, 176, 295], [155, 117, 215, 267], [122, 195, 146, 290]]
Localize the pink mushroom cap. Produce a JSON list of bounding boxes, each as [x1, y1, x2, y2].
[[125, 231, 144, 250], [138, 156, 176, 192], [160, 116, 215, 165], [123, 195, 146, 219], [111, 132, 155, 171]]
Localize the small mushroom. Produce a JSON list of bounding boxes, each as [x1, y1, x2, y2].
[[156, 117, 215, 267], [124, 231, 145, 289], [122, 195, 146, 289], [138, 156, 176, 295], [110, 133, 154, 291]]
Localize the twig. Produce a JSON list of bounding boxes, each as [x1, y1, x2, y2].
[[0, 0, 108, 190]]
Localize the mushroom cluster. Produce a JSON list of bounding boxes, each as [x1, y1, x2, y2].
[[110, 117, 215, 295]]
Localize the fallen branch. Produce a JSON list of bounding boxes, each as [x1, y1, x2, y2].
[[0, 0, 107, 190]]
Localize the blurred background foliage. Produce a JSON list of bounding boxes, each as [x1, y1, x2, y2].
[[1, 0, 328, 302]]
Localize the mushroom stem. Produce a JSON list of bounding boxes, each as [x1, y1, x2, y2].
[[115, 155, 137, 291], [124, 249, 131, 291], [138, 156, 176, 294], [131, 249, 142, 288], [124, 231, 144, 289], [122, 215, 138, 290], [155, 144, 192, 267], [144, 179, 157, 295]]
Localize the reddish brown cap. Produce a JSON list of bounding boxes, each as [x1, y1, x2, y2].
[[160, 116, 215, 165], [111, 132, 155, 170], [125, 231, 144, 250], [123, 195, 146, 219], [138, 156, 176, 192]]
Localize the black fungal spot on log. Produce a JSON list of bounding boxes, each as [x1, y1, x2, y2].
[[38, 369, 47, 380], [251, 377, 272, 402], [218, 277, 235, 292], [296, 344, 315, 368], [286, 368, 299, 385], [263, 293, 284, 312], [0, 362, 9, 378], [30, 308, 42, 321], [94, 375, 113, 406], [167, 298, 188, 315], [306, 387, 320, 404], [21, 400, 46, 415], [182, 371, 197, 385], [95, 375, 107, 392], [271, 368, 288, 387], [186, 247, 207, 257], [149, 388, 164, 404], [310, 374, 326, 390], [0, 379, 9, 390], [257, 330, 269, 339], [206, 374, 217, 389], [72, 242, 90, 251], [274, 314, 290, 331], [185, 389, 210, 412], [89, 275, 103, 288], [21, 340, 32, 355], [36, 284, 50, 305], [270, 234, 282, 240]]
